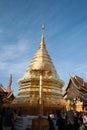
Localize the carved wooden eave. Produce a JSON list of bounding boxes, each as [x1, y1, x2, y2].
[[0, 84, 6, 92], [0, 75, 14, 105], [2, 92, 14, 106], [64, 75, 87, 102]]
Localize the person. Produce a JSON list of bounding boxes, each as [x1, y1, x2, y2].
[[65, 109, 75, 130], [74, 111, 80, 130], [83, 114, 87, 130], [18, 107, 23, 116], [12, 108, 18, 130], [55, 110, 65, 130], [53, 116, 57, 130], [3, 107, 14, 130], [48, 113, 55, 130], [78, 117, 85, 130], [2, 107, 7, 130], [0, 107, 5, 130]]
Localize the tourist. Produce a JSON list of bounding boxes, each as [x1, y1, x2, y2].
[[18, 107, 23, 116], [0, 107, 6, 130], [83, 113, 87, 130], [3, 107, 14, 130], [55, 110, 65, 130], [48, 113, 55, 130], [12, 108, 18, 130], [78, 117, 85, 130], [1, 107, 6, 130], [65, 108, 75, 130], [74, 111, 80, 130]]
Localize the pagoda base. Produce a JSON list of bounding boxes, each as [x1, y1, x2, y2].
[[32, 116, 49, 130], [14, 115, 49, 130], [11, 103, 64, 116]]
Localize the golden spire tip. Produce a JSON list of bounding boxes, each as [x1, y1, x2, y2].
[[42, 23, 45, 32]]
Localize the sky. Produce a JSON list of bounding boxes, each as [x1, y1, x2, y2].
[[0, 0, 87, 96]]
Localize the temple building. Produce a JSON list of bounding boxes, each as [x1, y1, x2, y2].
[[12, 26, 64, 115], [0, 74, 14, 106], [64, 75, 87, 111]]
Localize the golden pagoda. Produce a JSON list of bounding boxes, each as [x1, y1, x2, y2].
[[12, 25, 64, 115]]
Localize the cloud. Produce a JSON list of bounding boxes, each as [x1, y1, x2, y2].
[[74, 64, 87, 79], [75, 64, 87, 71], [0, 60, 28, 75], [0, 38, 31, 79], [0, 39, 30, 60], [56, 60, 87, 84], [0, 29, 3, 33]]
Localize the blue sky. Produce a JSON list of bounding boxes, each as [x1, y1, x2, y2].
[[0, 0, 87, 95]]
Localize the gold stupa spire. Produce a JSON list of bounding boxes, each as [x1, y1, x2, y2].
[[39, 23, 46, 49], [12, 25, 64, 115]]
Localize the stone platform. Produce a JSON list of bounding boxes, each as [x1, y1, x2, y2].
[[14, 115, 49, 130]]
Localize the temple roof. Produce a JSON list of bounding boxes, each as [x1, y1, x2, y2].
[[64, 75, 87, 102], [0, 86, 14, 105], [6, 74, 12, 93], [0, 75, 14, 105], [0, 84, 6, 92]]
